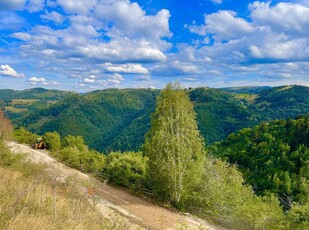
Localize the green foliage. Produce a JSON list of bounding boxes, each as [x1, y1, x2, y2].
[[3, 85, 309, 152], [186, 158, 283, 229], [144, 83, 206, 205], [286, 203, 309, 229], [210, 114, 309, 208], [62, 135, 87, 152], [14, 127, 39, 145], [56, 135, 105, 174], [103, 151, 147, 192], [58, 147, 81, 168], [43, 131, 61, 151]]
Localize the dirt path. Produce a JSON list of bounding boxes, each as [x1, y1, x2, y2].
[[7, 142, 221, 230]]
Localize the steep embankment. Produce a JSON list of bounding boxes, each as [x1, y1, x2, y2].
[[7, 141, 220, 230]]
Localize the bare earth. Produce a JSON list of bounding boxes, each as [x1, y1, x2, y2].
[[7, 142, 221, 230]]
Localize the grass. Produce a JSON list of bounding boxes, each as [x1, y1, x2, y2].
[[5, 106, 28, 113], [0, 141, 133, 230], [12, 99, 39, 105]]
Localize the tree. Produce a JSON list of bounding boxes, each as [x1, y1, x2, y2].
[[43, 132, 61, 152], [144, 83, 206, 205]]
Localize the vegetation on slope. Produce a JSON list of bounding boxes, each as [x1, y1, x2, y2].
[[0, 88, 74, 120], [210, 114, 309, 210], [6, 86, 309, 229], [2, 85, 309, 153], [0, 111, 128, 230]]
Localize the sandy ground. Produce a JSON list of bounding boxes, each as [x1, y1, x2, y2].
[[7, 141, 222, 230]]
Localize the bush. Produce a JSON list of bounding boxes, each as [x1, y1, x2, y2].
[[59, 147, 81, 168], [286, 203, 309, 230], [103, 152, 148, 192], [80, 150, 105, 173], [14, 127, 39, 145], [185, 158, 284, 229], [43, 131, 61, 152], [62, 135, 87, 152]]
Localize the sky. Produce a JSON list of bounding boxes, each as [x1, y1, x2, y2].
[[0, 0, 309, 92]]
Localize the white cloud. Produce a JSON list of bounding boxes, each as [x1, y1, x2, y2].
[[10, 32, 32, 41], [203, 11, 254, 41], [77, 41, 166, 63], [151, 60, 200, 76], [96, 73, 125, 87], [83, 77, 96, 83], [57, 0, 96, 14], [0, 65, 25, 78], [29, 76, 46, 82], [102, 63, 149, 74], [95, 1, 171, 41], [0, 12, 25, 30], [26, 0, 45, 12], [0, 0, 25, 11], [187, 2, 309, 65], [29, 76, 58, 85], [40, 11, 65, 24], [250, 1, 309, 35]]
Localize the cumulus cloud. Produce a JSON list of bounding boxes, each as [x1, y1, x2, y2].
[[29, 76, 58, 85], [190, 10, 254, 41], [8, 0, 170, 80], [187, 2, 309, 65], [57, 0, 96, 14], [250, 1, 309, 35], [95, 1, 171, 40], [102, 63, 149, 74], [0, 65, 25, 78], [82, 77, 96, 83]]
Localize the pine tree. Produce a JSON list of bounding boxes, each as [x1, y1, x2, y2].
[[144, 83, 205, 205]]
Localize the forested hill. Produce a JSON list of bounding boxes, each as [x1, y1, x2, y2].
[[1, 85, 309, 152], [209, 114, 309, 207]]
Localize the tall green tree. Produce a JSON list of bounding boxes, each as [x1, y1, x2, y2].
[[144, 83, 205, 205]]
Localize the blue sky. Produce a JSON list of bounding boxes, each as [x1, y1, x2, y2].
[[0, 0, 308, 91]]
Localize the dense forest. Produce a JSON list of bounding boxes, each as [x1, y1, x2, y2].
[[1, 85, 309, 153], [209, 114, 309, 209]]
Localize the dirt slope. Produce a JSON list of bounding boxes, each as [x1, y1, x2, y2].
[[7, 142, 221, 230]]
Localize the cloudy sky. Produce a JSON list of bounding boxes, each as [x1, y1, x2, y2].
[[0, 0, 308, 91]]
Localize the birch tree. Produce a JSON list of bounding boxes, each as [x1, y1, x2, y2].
[[144, 83, 205, 205]]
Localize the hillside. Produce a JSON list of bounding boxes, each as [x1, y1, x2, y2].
[[1, 85, 309, 152], [0, 88, 74, 120], [209, 114, 309, 207], [0, 141, 131, 230]]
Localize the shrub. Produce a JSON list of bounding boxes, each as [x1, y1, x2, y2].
[[103, 152, 148, 192], [43, 131, 61, 152], [14, 127, 39, 145]]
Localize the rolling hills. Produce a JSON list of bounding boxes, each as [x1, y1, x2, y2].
[[1, 85, 309, 152]]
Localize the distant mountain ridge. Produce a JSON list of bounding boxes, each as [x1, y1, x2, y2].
[[1, 85, 309, 152]]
